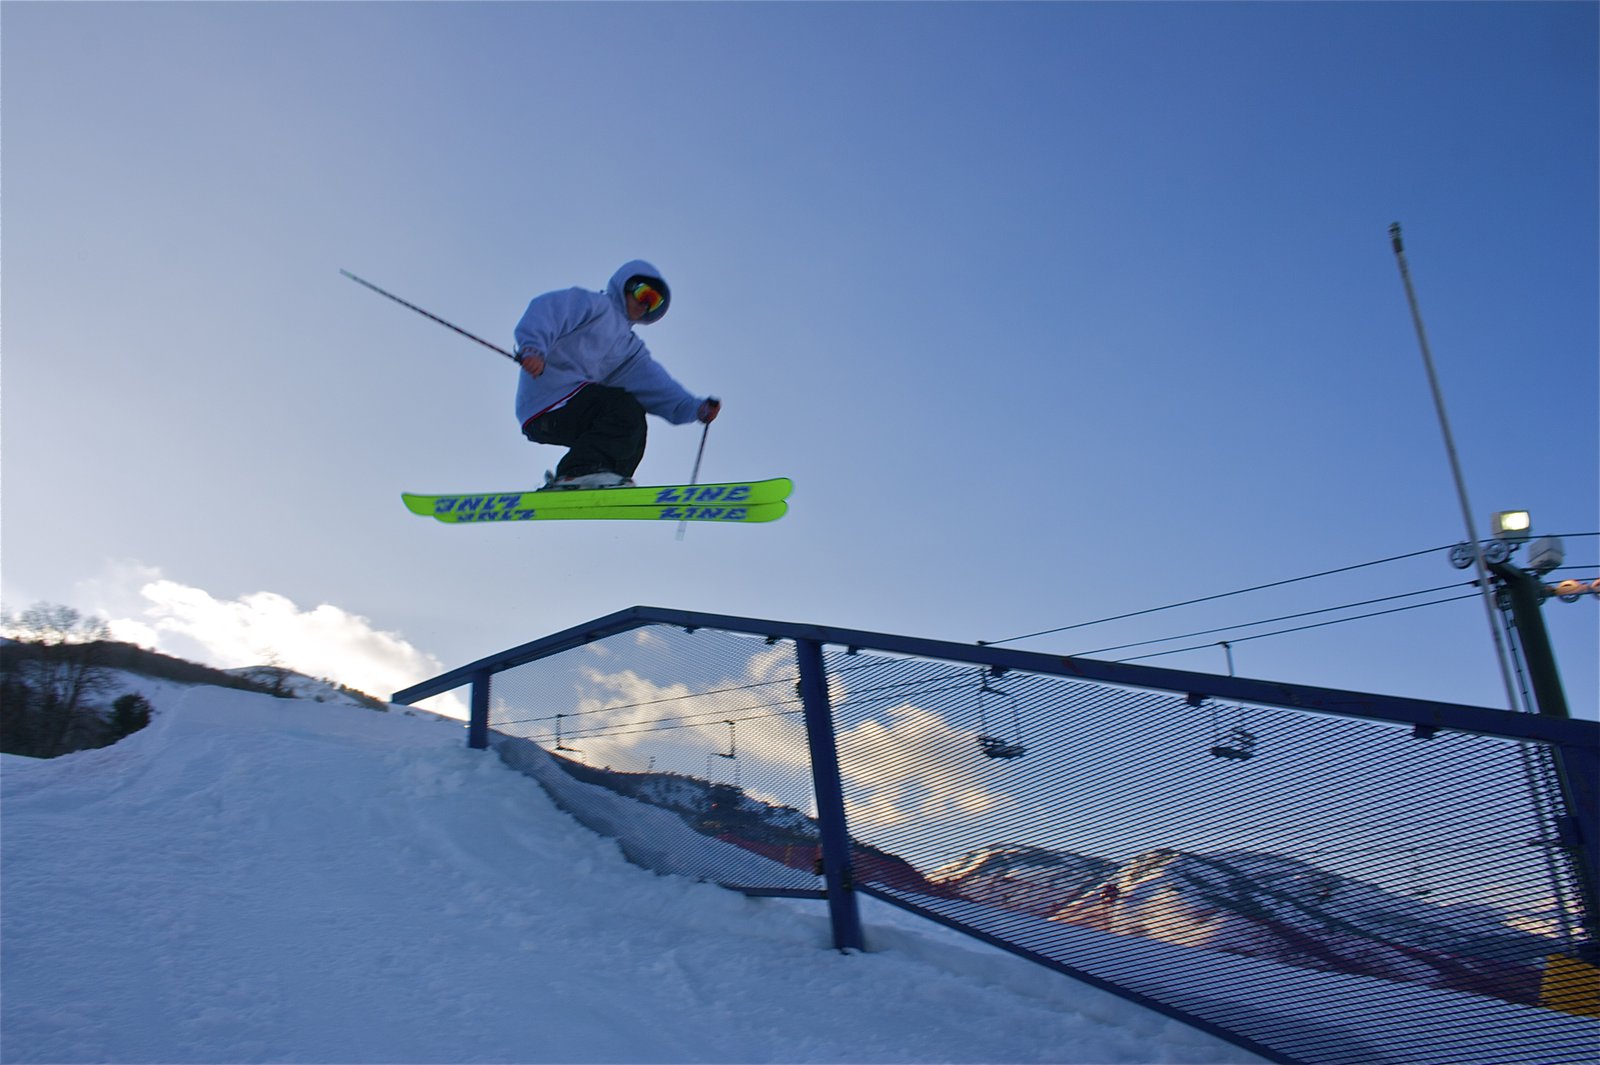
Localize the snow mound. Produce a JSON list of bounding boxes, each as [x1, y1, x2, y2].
[[1, 683, 1255, 1064]]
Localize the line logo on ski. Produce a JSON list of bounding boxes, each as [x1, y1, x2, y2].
[[658, 506, 750, 522], [431, 495, 530, 519], [652, 485, 753, 504]]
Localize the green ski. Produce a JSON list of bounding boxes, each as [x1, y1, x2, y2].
[[400, 476, 787, 518], [410, 499, 786, 525], [401, 478, 792, 525]]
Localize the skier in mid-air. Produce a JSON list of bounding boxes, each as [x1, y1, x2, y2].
[[513, 260, 720, 489]]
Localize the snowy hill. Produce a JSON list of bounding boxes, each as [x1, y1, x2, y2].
[[927, 842, 1557, 1009], [0, 675, 1257, 1064], [524, 747, 1567, 1015], [931, 844, 1121, 916], [221, 663, 388, 707], [1056, 847, 1553, 1005]]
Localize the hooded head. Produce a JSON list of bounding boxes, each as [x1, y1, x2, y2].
[[607, 260, 670, 325]]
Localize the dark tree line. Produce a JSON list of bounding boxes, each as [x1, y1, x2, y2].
[[0, 604, 152, 758], [2, 602, 390, 758]]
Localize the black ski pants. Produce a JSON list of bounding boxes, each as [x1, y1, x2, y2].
[[522, 385, 647, 478]]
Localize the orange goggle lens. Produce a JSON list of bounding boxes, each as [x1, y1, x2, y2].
[[629, 281, 665, 314]]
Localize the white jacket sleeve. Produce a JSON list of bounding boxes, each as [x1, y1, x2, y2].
[[611, 350, 703, 425]]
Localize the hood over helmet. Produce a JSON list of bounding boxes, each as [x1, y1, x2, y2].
[[607, 259, 670, 325]]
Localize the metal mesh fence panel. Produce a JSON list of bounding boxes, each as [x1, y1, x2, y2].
[[485, 624, 824, 895], [825, 647, 1596, 1065], [395, 611, 1597, 1065]]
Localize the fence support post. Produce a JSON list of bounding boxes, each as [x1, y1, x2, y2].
[[468, 668, 490, 750], [796, 638, 864, 953], [1552, 740, 1600, 960]]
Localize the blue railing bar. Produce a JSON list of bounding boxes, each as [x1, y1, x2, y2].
[[856, 885, 1299, 1065], [393, 605, 1596, 748], [732, 887, 828, 900], [392, 609, 654, 704], [797, 637, 865, 953]]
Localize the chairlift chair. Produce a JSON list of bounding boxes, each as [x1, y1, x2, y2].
[[553, 712, 581, 754], [977, 735, 1028, 760], [974, 669, 1028, 760], [714, 719, 737, 760], [705, 720, 741, 788], [1195, 694, 1256, 760], [1209, 727, 1257, 761]]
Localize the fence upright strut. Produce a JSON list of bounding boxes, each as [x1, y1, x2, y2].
[[796, 638, 864, 952], [469, 669, 491, 750]]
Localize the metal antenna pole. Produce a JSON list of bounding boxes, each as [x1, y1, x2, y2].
[[1388, 224, 1522, 711], [340, 269, 521, 365]]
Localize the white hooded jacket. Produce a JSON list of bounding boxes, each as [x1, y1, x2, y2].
[[512, 260, 705, 428]]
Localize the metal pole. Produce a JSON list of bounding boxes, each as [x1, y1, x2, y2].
[[1490, 563, 1571, 719], [468, 668, 491, 749], [1388, 224, 1522, 712], [341, 269, 522, 365], [1552, 740, 1600, 959], [795, 638, 865, 952]]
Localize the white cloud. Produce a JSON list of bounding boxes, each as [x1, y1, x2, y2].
[[836, 703, 1013, 831], [79, 568, 447, 706], [559, 645, 1012, 832]]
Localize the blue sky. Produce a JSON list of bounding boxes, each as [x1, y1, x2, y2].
[[3, 2, 1595, 718]]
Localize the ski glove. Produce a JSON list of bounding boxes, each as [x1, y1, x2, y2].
[[697, 398, 721, 424]]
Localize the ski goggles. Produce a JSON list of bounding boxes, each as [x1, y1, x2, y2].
[[628, 280, 667, 316]]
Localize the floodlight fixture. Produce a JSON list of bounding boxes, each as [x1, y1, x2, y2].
[[1491, 510, 1532, 543], [1527, 536, 1566, 576]]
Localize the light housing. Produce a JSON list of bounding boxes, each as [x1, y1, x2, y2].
[[1527, 536, 1565, 575], [1491, 510, 1532, 543]]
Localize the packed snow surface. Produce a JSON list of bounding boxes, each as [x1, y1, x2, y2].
[[2, 680, 1259, 1063]]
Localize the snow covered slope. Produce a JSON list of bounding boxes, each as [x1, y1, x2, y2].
[[1, 680, 1257, 1064], [931, 844, 1557, 1006]]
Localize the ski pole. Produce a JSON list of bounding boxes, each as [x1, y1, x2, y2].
[[688, 419, 711, 486], [340, 269, 520, 365], [676, 419, 713, 541]]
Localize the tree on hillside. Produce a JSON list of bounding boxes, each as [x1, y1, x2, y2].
[[0, 668, 42, 754], [1, 602, 116, 756], [109, 693, 154, 741], [239, 650, 298, 698], [2, 602, 113, 646]]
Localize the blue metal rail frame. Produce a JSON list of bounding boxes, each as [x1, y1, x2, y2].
[[394, 606, 1594, 747]]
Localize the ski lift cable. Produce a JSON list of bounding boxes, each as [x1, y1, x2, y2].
[[980, 534, 1597, 649], [563, 672, 980, 743], [557, 668, 978, 742], [562, 665, 1008, 746], [497, 559, 1592, 732], [493, 682, 790, 728], [561, 703, 802, 742], [1113, 591, 1482, 664], [557, 707, 801, 745], [1067, 580, 1477, 658], [537, 665, 980, 745], [509, 652, 909, 728], [548, 675, 803, 722]]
